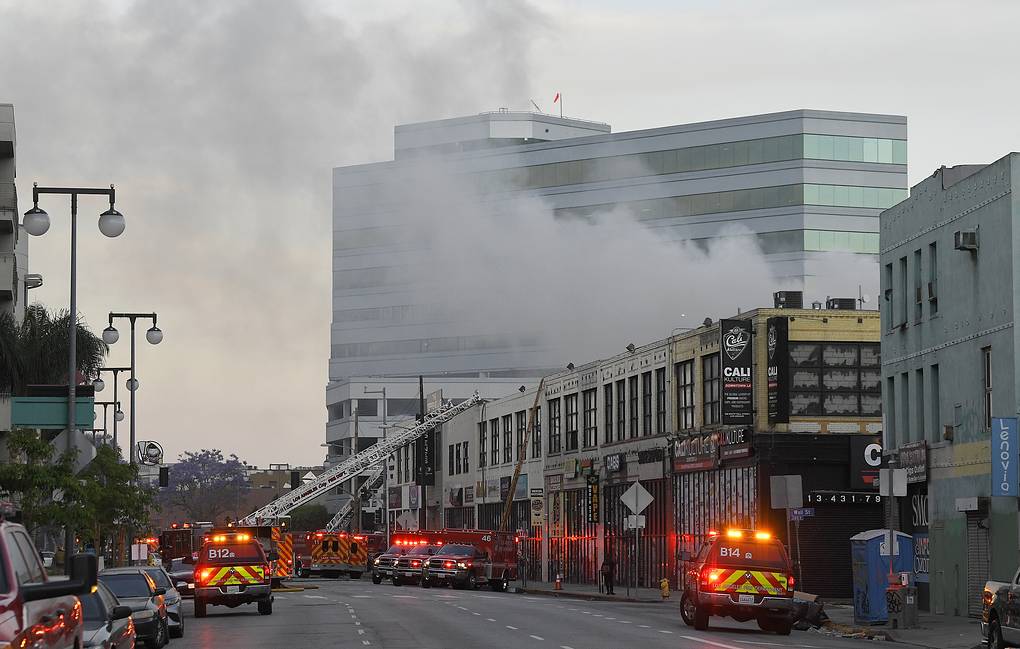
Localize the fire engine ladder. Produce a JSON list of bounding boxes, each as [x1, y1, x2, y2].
[[323, 463, 385, 532], [239, 392, 481, 526]]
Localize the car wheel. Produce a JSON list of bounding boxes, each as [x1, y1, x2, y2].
[[150, 619, 167, 648], [679, 592, 695, 627], [258, 598, 273, 615], [693, 602, 709, 631], [194, 598, 207, 618], [774, 620, 792, 636], [372, 573, 382, 585], [392, 574, 402, 586], [989, 617, 1005, 649], [421, 577, 432, 589], [170, 614, 184, 639]]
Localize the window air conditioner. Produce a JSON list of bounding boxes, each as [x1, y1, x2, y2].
[[954, 229, 978, 251]]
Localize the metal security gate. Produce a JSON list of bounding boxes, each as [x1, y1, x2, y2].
[[966, 510, 990, 618]]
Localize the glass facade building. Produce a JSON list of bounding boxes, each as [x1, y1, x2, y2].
[[330, 109, 907, 386]]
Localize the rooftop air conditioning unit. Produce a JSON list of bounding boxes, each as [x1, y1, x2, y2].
[[826, 298, 857, 310], [773, 290, 804, 309], [954, 229, 978, 251]]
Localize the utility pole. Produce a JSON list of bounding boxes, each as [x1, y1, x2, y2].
[[352, 405, 360, 533], [418, 376, 427, 531]]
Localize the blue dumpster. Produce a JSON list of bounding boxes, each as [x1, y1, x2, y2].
[[850, 530, 914, 624]]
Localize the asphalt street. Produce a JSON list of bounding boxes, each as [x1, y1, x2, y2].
[[171, 579, 911, 649]]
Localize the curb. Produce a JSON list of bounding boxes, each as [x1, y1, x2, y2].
[[522, 587, 666, 604]]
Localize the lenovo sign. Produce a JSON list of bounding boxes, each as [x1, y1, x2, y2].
[[721, 319, 754, 425]]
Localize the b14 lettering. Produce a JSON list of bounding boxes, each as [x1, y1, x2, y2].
[[719, 547, 751, 559]]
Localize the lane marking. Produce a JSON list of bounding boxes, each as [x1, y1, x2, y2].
[[592, 614, 604, 617], [457, 606, 468, 611], [506, 625, 518, 630], [355, 622, 361, 626], [561, 646, 575, 649], [605, 617, 616, 620], [524, 597, 541, 601], [304, 594, 327, 599], [362, 641, 371, 646], [353, 595, 373, 598], [487, 618, 497, 622], [472, 612, 481, 616], [358, 630, 365, 635], [530, 635, 544, 641], [658, 629, 673, 634], [678, 635, 747, 649], [638, 624, 650, 628], [477, 594, 497, 599], [618, 620, 632, 624], [392, 595, 417, 599]]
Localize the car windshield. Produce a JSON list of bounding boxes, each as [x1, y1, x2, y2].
[[384, 545, 405, 555], [438, 544, 474, 557], [81, 592, 105, 627], [101, 573, 152, 598], [406, 545, 435, 557], [711, 540, 788, 569], [201, 542, 265, 564], [143, 568, 172, 589]]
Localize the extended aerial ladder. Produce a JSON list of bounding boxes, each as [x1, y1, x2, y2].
[[324, 464, 385, 532], [239, 392, 481, 526]]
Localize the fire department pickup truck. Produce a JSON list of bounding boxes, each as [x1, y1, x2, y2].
[[372, 532, 443, 585], [982, 567, 1020, 649], [0, 519, 98, 649], [193, 531, 276, 617], [680, 529, 795, 635], [421, 530, 518, 592]]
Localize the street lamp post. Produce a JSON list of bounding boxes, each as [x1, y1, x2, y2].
[[23, 182, 125, 568], [94, 367, 129, 453], [93, 400, 121, 446], [364, 387, 388, 541], [103, 313, 162, 465]]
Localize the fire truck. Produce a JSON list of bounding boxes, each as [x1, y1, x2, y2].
[[308, 530, 369, 579], [421, 530, 518, 591]]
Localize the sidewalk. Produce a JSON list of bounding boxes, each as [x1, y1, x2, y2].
[[521, 579, 667, 604], [822, 603, 982, 649]]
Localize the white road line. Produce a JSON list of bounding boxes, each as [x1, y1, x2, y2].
[[618, 620, 632, 624], [472, 612, 481, 616], [355, 622, 361, 626], [358, 630, 365, 635], [506, 625, 518, 630], [362, 641, 371, 646], [530, 635, 544, 641], [678, 635, 748, 649], [487, 618, 497, 622], [658, 629, 673, 634], [476, 594, 497, 599], [605, 617, 616, 620], [638, 624, 650, 628], [457, 606, 468, 611], [561, 646, 575, 649], [353, 595, 373, 598], [592, 614, 604, 617], [304, 594, 327, 599], [391, 595, 417, 598], [568, 607, 579, 611]]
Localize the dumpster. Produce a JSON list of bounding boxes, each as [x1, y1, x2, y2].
[[850, 530, 914, 625]]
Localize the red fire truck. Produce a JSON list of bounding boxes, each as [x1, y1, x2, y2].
[[420, 530, 518, 591]]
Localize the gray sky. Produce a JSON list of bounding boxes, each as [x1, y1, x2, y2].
[[2, 0, 1017, 466]]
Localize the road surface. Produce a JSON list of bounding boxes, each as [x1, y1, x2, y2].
[[172, 578, 906, 649]]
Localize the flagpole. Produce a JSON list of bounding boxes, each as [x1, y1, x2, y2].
[[560, 93, 563, 118]]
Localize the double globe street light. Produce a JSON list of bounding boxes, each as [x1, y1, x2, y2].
[[93, 367, 130, 451], [102, 313, 162, 465]]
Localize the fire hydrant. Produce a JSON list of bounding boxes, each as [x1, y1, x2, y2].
[[554, 573, 563, 590], [659, 578, 671, 599]]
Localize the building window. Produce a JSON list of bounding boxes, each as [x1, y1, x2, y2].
[[983, 346, 992, 431], [397, 445, 403, 482], [913, 248, 923, 323], [900, 372, 910, 442], [675, 360, 695, 430], [582, 389, 597, 448], [885, 376, 897, 448], [789, 342, 882, 417], [604, 384, 614, 444], [462, 441, 469, 474], [490, 419, 499, 467], [899, 256, 908, 328], [548, 398, 562, 454], [515, 411, 527, 462], [628, 376, 639, 438], [915, 368, 925, 443], [616, 380, 626, 442], [655, 368, 667, 434], [403, 445, 411, 483], [702, 354, 721, 425], [641, 372, 653, 436], [478, 423, 486, 469], [928, 242, 938, 316], [930, 364, 940, 444], [565, 393, 579, 451], [883, 262, 894, 328], [455, 444, 462, 475], [532, 406, 542, 459], [448, 444, 455, 476], [503, 414, 513, 464]]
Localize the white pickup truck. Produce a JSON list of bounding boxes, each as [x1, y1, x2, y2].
[[982, 568, 1020, 649]]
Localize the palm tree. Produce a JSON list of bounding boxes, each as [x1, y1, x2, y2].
[[0, 304, 109, 395]]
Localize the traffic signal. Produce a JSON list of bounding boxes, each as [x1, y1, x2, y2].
[[290, 471, 301, 489], [159, 466, 169, 487]]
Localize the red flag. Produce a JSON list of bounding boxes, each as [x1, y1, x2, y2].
[[553, 92, 560, 103]]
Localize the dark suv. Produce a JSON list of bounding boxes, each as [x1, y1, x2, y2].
[[371, 544, 408, 584], [681, 529, 796, 635], [391, 545, 439, 586]]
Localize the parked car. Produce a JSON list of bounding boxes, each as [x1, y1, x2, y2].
[[0, 519, 97, 649], [99, 567, 169, 648], [167, 557, 195, 598], [81, 581, 136, 649], [982, 568, 1020, 649], [421, 530, 518, 592], [371, 544, 408, 584], [142, 565, 185, 638]]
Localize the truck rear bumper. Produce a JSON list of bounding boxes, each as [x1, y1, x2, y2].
[[698, 592, 793, 618], [197, 583, 272, 606]]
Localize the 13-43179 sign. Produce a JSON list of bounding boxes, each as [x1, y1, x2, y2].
[[806, 491, 883, 505]]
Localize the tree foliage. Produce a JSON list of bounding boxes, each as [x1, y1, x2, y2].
[[163, 449, 248, 523], [78, 445, 156, 548], [0, 304, 109, 394], [0, 429, 82, 534], [288, 504, 331, 531]]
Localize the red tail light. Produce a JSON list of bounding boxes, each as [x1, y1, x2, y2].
[[787, 574, 795, 591], [264, 565, 272, 582], [197, 567, 216, 584], [700, 567, 722, 588]]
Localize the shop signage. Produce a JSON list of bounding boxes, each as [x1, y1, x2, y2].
[[530, 496, 544, 526], [514, 474, 529, 501], [850, 435, 886, 490], [551, 492, 563, 536], [766, 316, 790, 424], [563, 458, 578, 478], [545, 474, 563, 492], [911, 493, 928, 528], [719, 443, 752, 461], [992, 417, 1018, 497], [638, 448, 664, 464], [447, 486, 464, 507], [899, 440, 928, 484], [586, 474, 600, 523], [605, 453, 626, 472], [530, 487, 544, 498], [415, 427, 436, 486], [913, 532, 930, 583], [500, 476, 511, 501], [486, 478, 500, 501], [805, 490, 882, 505], [408, 485, 419, 509], [671, 428, 752, 472], [388, 486, 402, 509], [720, 319, 754, 425], [464, 485, 474, 505]]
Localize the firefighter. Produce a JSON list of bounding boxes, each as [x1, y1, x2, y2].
[[600, 555, 616, 595]]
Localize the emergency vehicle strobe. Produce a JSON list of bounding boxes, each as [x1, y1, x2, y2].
[[193, 531, 276, 618]]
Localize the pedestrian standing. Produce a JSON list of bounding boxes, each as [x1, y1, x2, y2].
[[601, 555, 616, 595]]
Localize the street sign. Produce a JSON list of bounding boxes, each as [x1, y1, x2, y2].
[[992, 417, 1018, 497], [397, 511, 418, 530], [625, 514, 646, 529], [790, 507, 815, 518], [620, 481, 653, 515], [131, 543, 148, 562], [769, 475, 803, 509], [878, 468, 908, 497]]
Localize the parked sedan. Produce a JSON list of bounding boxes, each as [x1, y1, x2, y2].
[[100, 567, 169, 648], [82, 581, 136, 648], [142, 565, 185, 638], [168, 558, 195, 598]]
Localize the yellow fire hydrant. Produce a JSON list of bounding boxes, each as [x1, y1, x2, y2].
[[659, 578, 670, 599]]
